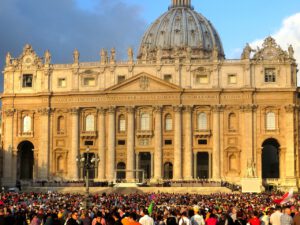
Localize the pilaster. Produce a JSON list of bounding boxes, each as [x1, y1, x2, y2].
[[97, 107, 106, 180], [173, 105, 183, 180], [107, 106, 116, 181], [154, 106, 163, 180], [183, 105, 193, 179], [69, 107, 79, 180], [126, 106, 135, 181]]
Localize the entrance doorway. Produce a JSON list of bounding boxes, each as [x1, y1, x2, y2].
[[82, 153, 96, 179], [17, 141, 34, 180], [116, 162, 126, 180], [163, 162, 173, 179], [262, 138, 280, 178], [139, 152, 151, 179], [196, 152, 209, 179]]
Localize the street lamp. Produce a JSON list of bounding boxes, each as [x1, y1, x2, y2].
[[76, 146, 100, 208]]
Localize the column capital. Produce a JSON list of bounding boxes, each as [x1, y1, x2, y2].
[[240, 104, 258, 112], [107, 106, 116, 114], [173, 105, 183, 112], [97, 107, 106, 114], [4, 108, 15, 117], [154, 105, 163, 113], [183, 105, 193, 113], [68, 107, 80, 115], [37, 107, 52, 116], [211, 104, 225, 112], [126, 106, 135, 113], [284, 104, 296, 113]]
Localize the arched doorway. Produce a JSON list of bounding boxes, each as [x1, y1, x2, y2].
[[17, 141, 34, 180], [196, 152, 209, 179], [116, 162, 126, 180], [163, 162, 173, 179], [262, 138, 280, 178]]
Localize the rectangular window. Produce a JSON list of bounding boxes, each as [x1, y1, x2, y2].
[[265, 68, 276, 83], [228, 74, 237, 84], [118, 140, 126, 145], [58, 78, 66, 88], [196, 74, 208, 84], [84, 140, 94, 146], [198, 139, 208, 145], [22, 74, 33, 88], [164, 140, 172, 145], [117, 75, 126, 84], [164, 74, 172, 83], [83, 77, 96, 86]]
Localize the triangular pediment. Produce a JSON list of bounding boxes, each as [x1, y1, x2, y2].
[[106, 73, 183, 93]]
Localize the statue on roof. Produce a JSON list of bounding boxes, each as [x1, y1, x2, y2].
[[73, 49, 80, 64], [6, 52, 12, 66], [288, 45, 294, 59], [44, 50, 51, 64], [241, 43, 253, 60]]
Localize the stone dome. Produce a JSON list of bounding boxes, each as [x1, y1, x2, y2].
[[137, 0, 224, 62]]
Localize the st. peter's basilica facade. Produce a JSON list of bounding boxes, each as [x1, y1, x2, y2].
[[1, 0, 299, 188]]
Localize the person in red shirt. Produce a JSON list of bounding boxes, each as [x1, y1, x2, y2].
[[248, 211, 261, 225]]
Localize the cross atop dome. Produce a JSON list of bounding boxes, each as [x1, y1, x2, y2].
[[170, 0, 192, 8]]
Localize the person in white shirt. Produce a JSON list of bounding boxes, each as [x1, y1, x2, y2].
[[191, 206, 205, 225], [139, 207, 155, 225], [179, 212, 191, 225], [270, 206, 282, 225]]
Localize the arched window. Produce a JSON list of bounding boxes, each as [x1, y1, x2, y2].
[[119, 115, 126, 132], [57, 116, 65, 133], [141, 113, 150, 131], [228, 113, 237, 131], [85, 114, 95, 131], [57, 156, 64, 172], [266, 112, 276, 131], [197, 113, 207, 130], [23, 116, 32, 132], [165, 114, 172, 131]]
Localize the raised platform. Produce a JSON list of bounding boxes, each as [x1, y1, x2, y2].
[[22, 186, 233, 194]]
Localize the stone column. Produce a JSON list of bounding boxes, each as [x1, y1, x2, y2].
[[284, 105, 296, 179], [38, 108, 51, 180], [173, 105, 183, 180], [106, 106, 116, 181], [151, 152, 154, 178], [241, 104, 256, 176], [69, 108, 79, 180], [136, 153, 139, 180], [3, 109, 14, 185], [97, 108, 106, 180], [154, 106, 162, 180], [193, 152, 197, 178], [212, 105, 222, 180], [183, 106, 193, 179], [126, 106, 135, 181]]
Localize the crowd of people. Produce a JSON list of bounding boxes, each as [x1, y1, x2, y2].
[[0, 191, 298, 225]]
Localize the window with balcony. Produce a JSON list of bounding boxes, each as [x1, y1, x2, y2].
[[197, 113, 207, 130], [119, 115, 126, 132], [165, 114, 172, 131], [140, 113, 150, 131], [85, 115, 95, 131]]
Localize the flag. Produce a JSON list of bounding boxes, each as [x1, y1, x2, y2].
[[273, 188, 293, 205], [148, 201, 154, 216]]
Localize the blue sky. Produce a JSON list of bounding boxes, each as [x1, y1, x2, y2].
[[75, 0, 300, 58]]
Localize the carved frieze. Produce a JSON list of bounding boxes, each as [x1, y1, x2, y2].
[[4, 109, 15, 117], [284, 104, 296, 113]]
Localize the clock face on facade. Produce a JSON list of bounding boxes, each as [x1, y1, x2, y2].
[[23, 56, 33, 65]]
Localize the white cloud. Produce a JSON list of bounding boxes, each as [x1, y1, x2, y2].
[[250, 13, 300, 68]]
